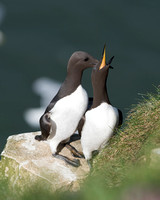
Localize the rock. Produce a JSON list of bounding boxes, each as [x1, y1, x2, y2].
[[0, 132, 90, 191]]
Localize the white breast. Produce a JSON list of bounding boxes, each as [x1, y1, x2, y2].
[[81, 102, 119, 160], [49, 85, 88, 154]]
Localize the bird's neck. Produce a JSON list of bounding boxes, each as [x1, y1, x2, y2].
[[92, 79, 111, 108], [58, 69, 83, 97], [66, 69, 82, 89]]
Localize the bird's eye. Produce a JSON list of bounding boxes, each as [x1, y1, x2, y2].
[[84, 57, 89, 62]]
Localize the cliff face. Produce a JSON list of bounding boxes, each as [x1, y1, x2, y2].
[[0, 132, 89, 192]]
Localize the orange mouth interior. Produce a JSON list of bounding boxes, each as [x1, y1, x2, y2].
[[99, 45, 106, 70]]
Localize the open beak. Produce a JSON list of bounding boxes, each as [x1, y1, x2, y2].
[[99, 44, 114, 70], [108, 56, 114, 69], [99, 45, 106, 70]]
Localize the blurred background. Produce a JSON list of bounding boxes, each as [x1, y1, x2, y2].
[[0, 0, 159, 153]]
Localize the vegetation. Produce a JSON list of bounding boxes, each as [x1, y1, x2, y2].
[[89, 86, 160, 187], [0, 86, 160, 200]]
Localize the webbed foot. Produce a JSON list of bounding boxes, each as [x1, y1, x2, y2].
[[52, 153, 80, 168], [66, 144, 85, 158]]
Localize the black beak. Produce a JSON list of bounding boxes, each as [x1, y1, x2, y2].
[[107, 56, 114, 69]]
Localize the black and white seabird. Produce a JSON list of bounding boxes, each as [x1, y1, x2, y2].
[[81, 46, 123, 163], [35, 51, 98, 166]]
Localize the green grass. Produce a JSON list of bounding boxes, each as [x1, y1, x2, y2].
[[88, 86, 160, 186], [0, 86, 160, 200]]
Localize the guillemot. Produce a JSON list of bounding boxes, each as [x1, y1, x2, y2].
[[35, 51, 98, 167], [81, 46, 123, 164]]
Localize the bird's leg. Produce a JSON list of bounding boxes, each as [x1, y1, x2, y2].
[[86, 151, 99, 169], [65, 143, 84, 158], [52, 153, 80, 168], [87, 160, 92, 169]]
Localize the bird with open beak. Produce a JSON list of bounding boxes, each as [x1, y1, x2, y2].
[[80, 45, 123, 166]]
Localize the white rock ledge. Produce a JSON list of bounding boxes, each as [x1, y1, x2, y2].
[[0, 132, 90, 191]]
